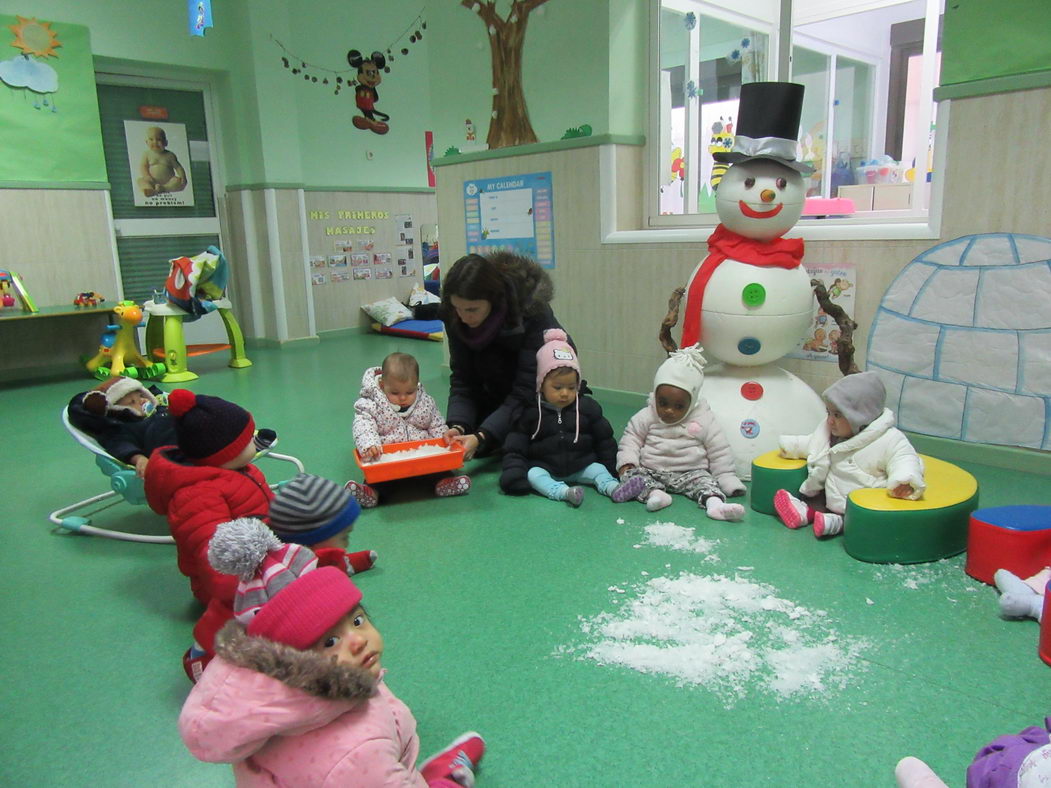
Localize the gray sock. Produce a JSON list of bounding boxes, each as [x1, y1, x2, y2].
[[999, 592, 1043, 621]]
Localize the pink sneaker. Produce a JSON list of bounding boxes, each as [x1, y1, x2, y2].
[[419, 731, 485, 786], [813, 511, 844, 538], [435, 475, 471, 498], [773, 489, 809, 529], [344, 480, 379, 508]]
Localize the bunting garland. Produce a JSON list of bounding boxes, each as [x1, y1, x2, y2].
[[271, 9, 425, 97]]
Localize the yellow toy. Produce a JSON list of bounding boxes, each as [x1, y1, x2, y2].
[[85, 300, 166, 380]]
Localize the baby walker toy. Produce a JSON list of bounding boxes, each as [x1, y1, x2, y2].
[[85, 300, 167, 380]]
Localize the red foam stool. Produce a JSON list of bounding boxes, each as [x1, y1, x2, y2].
[[1041, 584, 1051, 667], [965, 505, 1051, 586]]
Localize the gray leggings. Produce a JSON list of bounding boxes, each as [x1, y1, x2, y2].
[[621, 466, 725, 504]]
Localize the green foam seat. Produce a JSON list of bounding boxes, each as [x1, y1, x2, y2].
[[750, 449, 808, 515], [844, 455, 979, 564]]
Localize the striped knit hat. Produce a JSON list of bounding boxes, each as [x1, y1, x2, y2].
[[168, 389, 255, 467], [209, 518, 362, 649], [269, 474, 361, 546]]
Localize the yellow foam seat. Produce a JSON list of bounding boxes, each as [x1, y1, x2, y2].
[[750, 449, 808, 515], [844, 455, 979, 564]]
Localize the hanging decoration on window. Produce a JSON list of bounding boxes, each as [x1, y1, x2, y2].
[[461, 0, 552, 150], [270, 7, 425, 134], [725, 35, 765, 85], [1, 16, 62, 112], [189, 0, 213, 37]]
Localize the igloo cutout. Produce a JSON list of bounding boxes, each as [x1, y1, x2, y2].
[[919, 237, 970, 266], [868, 233, 1051, 451], [911, 267, 980, 326]]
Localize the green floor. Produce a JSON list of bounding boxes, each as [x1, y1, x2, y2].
[[4, 333, 1048, 787]]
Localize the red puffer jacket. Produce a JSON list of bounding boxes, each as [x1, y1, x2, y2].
[[145, 446, 273, 651]]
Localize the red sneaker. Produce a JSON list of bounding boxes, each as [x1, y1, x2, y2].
[[419, 731, 485, 786], [346, 549, 377, 573], [182, 645, 212, 684], [435, 475, 471, 498], [344, 480, 379, 508]]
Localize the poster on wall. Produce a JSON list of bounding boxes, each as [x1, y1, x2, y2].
[[123, 120, 195, 207], [464, 171, 555, 269], [787, 263, 856, 362]]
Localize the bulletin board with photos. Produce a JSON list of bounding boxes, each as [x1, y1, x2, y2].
[[302, 194, 438, 332]]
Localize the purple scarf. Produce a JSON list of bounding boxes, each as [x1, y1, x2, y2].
[[459, 301, 509, 350]]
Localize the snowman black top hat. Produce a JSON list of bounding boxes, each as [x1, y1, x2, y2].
[[714, 81, 814, 174]]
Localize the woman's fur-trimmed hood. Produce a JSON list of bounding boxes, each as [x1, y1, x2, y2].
[[214, 619, 377, 701]]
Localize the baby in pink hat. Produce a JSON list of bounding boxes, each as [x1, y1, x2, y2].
[[500, 329, 644, 507], [180, 518, 486, 787]]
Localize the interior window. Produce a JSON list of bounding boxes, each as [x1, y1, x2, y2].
[[651, 0, 943, 230]]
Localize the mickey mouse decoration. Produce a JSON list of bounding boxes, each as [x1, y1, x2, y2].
[[347, 49, 390, 135]]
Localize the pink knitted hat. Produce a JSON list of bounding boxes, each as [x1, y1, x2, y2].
[[209, 518, 362, 650], [534, 328, 580, 392]]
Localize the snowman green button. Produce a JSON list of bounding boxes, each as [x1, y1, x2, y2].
[[742, 283, 766, 306]]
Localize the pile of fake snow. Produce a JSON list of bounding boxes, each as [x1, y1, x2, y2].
[[637, 521, 720, 562], [565, 520, 869, 707]]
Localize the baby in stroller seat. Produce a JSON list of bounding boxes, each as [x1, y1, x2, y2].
[[68, 378, 177, 477]]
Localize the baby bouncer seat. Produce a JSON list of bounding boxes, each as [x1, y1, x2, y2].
[[51, 401, 305, 543]]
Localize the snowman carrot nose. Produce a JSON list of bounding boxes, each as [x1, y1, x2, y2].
[[760, 189, 777, 203]]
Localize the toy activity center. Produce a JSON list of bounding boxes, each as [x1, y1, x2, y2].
[[3, 1, 1051, 785]]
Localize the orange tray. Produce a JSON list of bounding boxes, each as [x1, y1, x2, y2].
[[354, 438, 464, 483]]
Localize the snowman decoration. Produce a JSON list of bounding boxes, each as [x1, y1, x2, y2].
[[679, 82, 825, 479]]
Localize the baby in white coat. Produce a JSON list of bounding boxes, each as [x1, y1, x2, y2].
[[617, 345, 746, 520], [774, 371, 925, 538]]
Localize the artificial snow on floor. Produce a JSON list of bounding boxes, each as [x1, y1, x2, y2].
[[565, 520, 869, 707]]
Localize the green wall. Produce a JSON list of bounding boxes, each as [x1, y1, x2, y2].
[[1, 0, 643, 189], [941, 0, 1051, 87], [425, 0, 645, 157], [0, 16, 106, 182]]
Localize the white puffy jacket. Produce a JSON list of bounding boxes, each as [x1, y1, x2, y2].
[[352, 367, 446, 452], [779, 408, 926, 513]]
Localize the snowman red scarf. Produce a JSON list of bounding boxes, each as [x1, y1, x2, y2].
[[680, 224, 805, 348]]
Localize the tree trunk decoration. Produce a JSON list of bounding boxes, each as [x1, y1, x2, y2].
[[811, 278, 860, 376], [462, 0, 552, 149], [659, 287, 685, 356]]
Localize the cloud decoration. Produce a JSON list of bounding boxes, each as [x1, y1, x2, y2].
[[0, 55, 59, 93]]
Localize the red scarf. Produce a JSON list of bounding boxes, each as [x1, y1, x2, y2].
[[680, 224, 805, 348]]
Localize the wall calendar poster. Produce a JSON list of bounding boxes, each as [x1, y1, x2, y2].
[[464, 171, 555, 269]]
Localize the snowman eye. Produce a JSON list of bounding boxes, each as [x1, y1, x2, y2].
[[776, 177, 787, 189], [744, 177, 755, 188]]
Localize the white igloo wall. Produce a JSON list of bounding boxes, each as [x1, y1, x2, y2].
[[867, 233, 1051, 451]]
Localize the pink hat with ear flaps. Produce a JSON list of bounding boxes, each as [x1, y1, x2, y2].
[[535, 328, 580, 392]]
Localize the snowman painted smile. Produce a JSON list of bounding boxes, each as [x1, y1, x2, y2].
[[738, 200, 784, 219]]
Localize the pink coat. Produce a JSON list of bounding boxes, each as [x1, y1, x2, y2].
[[352, 367, 446, 452], [180, 624, 431, 786]]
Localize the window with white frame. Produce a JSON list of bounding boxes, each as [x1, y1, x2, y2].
[[652, 0, 943, 230]]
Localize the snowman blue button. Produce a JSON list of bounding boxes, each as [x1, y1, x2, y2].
[[742, 283, 766, 306], [737, 337, 761, 355]]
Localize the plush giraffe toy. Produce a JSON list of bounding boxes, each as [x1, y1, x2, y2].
[[85, 300, 165, 380]]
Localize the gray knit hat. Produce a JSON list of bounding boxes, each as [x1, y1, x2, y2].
[[269, 474, 361, 546], [822, 372, 886, 434]]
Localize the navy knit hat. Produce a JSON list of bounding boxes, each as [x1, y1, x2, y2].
[[168, 389, 255, 467], [269, 474, 361, 546]]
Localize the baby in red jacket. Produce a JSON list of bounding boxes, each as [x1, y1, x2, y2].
[[145, 389, 275, 680]]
